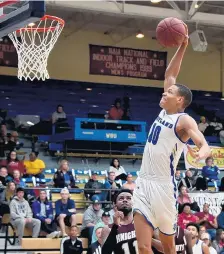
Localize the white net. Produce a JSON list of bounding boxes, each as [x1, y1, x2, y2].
[[8, 15, 64, 81]]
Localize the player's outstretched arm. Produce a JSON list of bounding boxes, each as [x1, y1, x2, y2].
[[179, 115, 211, 161], [184, 229, 193, 254], [164, 24, 188, 92]]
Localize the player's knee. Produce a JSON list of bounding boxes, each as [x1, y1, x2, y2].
[[138, 243, 152, 254]]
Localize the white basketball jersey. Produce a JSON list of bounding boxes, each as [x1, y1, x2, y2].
[[192, 240, 203, 254], [139, 110, 186, 181]]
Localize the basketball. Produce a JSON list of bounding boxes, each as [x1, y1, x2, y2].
[[156, 17, 187, 48]]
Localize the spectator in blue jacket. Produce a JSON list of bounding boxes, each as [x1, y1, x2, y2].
[[202, 157, 220, 191], [55, 188, 76, 237], [32, 190, 59, 238], [217, 204, 224, 230]]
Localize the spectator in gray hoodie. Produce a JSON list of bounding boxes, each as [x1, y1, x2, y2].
[[81, 200, 103, 243], [10, 187, 41, 244]]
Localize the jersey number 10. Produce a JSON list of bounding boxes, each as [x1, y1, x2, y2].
[[148, 123, 161, 145], [122, 240, 139, 254]]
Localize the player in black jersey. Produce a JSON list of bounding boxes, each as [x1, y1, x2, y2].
[[152, 226, 193, 254], [101, 189, 137, 254]]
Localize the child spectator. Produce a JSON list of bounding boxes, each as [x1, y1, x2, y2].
[[24, 152, 45, 178], [60, 225, 83, 254], [0, 151, 25, 175], [55, 188, 76, 237], [32, 190, 59, 238], [10, 187, 41, 244], [53, 160, 76, 188]]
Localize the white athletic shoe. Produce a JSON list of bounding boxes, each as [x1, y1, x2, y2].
[[46, 231, 60, 239]]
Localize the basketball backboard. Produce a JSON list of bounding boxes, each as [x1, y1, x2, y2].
[[0, 0, 45, 38]]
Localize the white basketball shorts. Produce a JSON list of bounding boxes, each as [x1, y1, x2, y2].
[[133, 177, 178, 235]]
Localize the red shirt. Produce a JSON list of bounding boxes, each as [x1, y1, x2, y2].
[[0, 160, 25, 175], [195, 212, 215, 229], [178, 212, 198, 229], [109, 107, 124, 120]]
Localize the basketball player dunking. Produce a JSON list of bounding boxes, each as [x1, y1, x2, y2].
[[101, 190, 137, 254], [133, 24, 211, 254]]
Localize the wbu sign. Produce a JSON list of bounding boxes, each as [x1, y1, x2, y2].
[[106, 133, 117, 139]]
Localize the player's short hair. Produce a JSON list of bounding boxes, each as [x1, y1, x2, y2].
[[175, 84, 192, 108], [113, 189, 133, 203], [186, 222, 200, 233], [70, 225, 78, 230]]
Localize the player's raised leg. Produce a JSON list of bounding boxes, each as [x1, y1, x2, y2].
[[159, 232, 176, 254], [134, 213, 154, 254]]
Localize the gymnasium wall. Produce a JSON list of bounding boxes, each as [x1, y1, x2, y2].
[[0, 29, 221, 92]]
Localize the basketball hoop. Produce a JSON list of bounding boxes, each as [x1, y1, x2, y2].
[[8, 15, 65, 81]]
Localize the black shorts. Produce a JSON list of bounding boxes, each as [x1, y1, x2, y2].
[[57, 215, 72, 227]]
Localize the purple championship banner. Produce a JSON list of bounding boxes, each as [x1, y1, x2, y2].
[[0, 37, 17, 67], [89, 44, 167, 80]]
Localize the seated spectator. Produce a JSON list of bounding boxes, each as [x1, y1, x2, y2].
[[60, 225, 83, 254], [12, 170, 25, 187], [122, 173, 136, 191], [53, 160, 76, 188], [212, 229, 224, 254], [109, 98, 123, 120], [81, 200, 103, 243], [202, 157, 220, 191], [220, 177, 224, 192], [201, 232, 217, 254], [104, 171, 121, 201], [92, 211, 111, 243], [10, 187, 41, 245], [0, 166, 12, 186], [84, 172, 106, 201], [198, 116, 209, 134], [195, 203, 218, 240], [23, 152, 45, 178], [178, 169, 197, 191], [175, 169, 183, 189], [5, 131, 23, 152], [0, 182, 16, 218], [209, 117, 223, 136], [178, 203, 199, 229], [32, 190, 59, 238], [89, 224, 103, 254], [0, 151, 25, 176], [220, 130, 224, 146], [52, 104, 66, 124], [109, 158, 126, 180], [217, 204, 224, 230], [55, 188, 76, 237]]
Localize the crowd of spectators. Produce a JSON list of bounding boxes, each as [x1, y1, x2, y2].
[[0, 149, 223, 253]]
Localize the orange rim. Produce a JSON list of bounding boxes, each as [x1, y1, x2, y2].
[[16, 15, 65, 33]]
